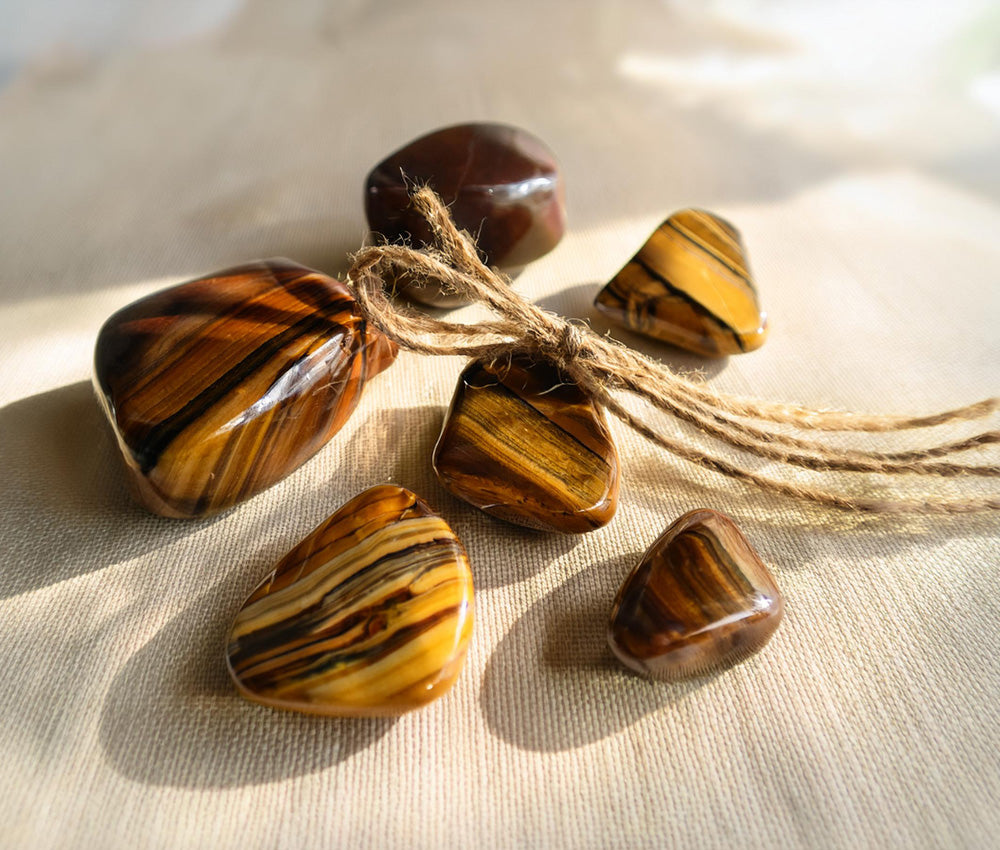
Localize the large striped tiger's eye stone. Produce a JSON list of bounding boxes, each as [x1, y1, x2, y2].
[[594, 209, 767, 356], [432, 356, 619, 533], [608, 509, 783, 679], [93, 259, 397, 518], [365, 122, 566, 306], [227, 485, 474, 716]]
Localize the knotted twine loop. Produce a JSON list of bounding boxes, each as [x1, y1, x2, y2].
[[348, 187, 1000, 515]]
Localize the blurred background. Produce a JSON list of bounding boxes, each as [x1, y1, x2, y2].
[[2, 0, 999, 286], [3, 0, 998, 164]]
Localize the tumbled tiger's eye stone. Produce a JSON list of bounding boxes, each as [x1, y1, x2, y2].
[[227, 485, 474, 716], [594, 210, 767, 356], [365, 122, 566, 306], [433, 356, 619, 533], [608, 509, 783, 679], [93, 259, 396, 518]]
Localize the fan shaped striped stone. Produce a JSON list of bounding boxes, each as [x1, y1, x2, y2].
[[433, 356, 619, 533], [227, 485, 474, 716], [595, 209, 767, 356], [608, 509, 784, 680], [93, 259, 397, 518]]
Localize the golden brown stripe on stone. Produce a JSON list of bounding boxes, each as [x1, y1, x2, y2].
[[666, 210, 752, 283], [608, 509, 784, 679], [594, 209, 768, 356], [433, 356, 619, 533], [93, 259, 397, 518], [227, 485, 474, 716]]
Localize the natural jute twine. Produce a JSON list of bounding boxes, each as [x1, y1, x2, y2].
[[348, 187, 999, 515]]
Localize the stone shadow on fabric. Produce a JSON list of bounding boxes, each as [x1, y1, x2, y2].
[[344, 404, 581, 590], [0, 381, 216, 600], [99, 574, 397, 789], [480, 554, 712, 752], [535, 283, 730, 381]]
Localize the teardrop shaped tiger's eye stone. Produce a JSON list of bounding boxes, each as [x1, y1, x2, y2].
[[608, 509, 783, 679], [93, 259, 397, 518], [594, 210, 768, 356], [227, 485, 474, 716], [432, 356, 619, 533], [365, 122, 566, 306]]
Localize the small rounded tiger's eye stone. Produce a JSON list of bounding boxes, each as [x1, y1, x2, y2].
[[432, 355, 619, 533], [608, 509, 784, 679], [365, 122, 566, 306]]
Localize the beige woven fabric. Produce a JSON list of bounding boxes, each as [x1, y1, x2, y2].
[[1, 2, 998, 848]]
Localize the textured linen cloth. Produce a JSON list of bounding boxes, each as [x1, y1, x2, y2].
[[1, 2, 998, 848]]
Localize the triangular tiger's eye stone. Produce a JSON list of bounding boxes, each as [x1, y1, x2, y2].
[[594, 209, 767, 356], [433, 355, 619, 533], [608, 509, 783, 679], [93, 259, 397, 518], [227, 485, 474, 716]]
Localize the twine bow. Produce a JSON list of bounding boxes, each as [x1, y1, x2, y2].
[[348, 187, 999, 515]]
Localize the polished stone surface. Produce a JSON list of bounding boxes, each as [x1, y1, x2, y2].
[[365, 122, 566, 306], [608, 509, 783, 679], [595, 209, 767, 356], [433, 356, 619, 533], [227, 484, 474, 716], [93, 259, 397, 518]]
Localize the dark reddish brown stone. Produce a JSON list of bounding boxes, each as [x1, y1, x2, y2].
[[364, 122, 566, 306]]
